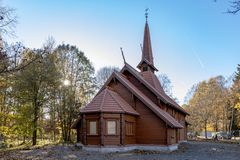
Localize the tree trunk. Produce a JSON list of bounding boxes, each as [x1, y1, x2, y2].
[[229, 107, 234, 133], [23, 136, 25, 144], [32, 129, 37, 145], [204, 120, 207, 139], [32, 111, 38, 145], [215, 120, 218, 132], [32, 97, 39, 146]]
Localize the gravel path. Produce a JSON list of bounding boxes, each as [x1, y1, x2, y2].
[[0, 141, 240, 160]]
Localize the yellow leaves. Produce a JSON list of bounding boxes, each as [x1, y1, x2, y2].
[[0, 112, 18, 139], [0, 112, 15, 123], [206, 124, 215, 132], [234, 93, 240, 110], [235, 103, 240, 110]]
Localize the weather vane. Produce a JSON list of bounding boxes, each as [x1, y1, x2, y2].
[[145, 8, 149, 21]]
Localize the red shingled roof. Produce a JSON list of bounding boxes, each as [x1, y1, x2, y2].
[[80, 87, 139, 116], [140, 71, 164, 94], [121, 63, 189, 115]]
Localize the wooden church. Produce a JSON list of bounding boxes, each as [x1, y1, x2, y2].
[[72, 14, 189, 151]]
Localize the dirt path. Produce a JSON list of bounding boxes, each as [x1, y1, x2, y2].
[[0, 141, 240, 160]]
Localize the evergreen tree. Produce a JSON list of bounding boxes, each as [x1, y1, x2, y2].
[[234, 64, 240, 82]]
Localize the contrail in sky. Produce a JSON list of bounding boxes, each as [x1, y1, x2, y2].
[[192, 48, 205, 69], [184, 31, 205, 70]]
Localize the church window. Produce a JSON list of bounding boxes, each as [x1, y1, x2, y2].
[[143, 66, 148, 71], [106, 120, 117, 135], [89, 121, 97, 135], [126, 122, 134, 136]]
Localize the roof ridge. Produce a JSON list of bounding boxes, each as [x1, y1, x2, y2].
[[124, 63, 167, 103], [149, 71, 163, 92], [99, 88, 108, 111], [143, 71, 155, 87], [107, 90, 126, 112], [122, 63, 188, 115]]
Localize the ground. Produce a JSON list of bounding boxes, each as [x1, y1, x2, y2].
[[0, 141, 240, 160]]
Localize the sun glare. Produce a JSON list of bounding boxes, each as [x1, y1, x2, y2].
[[63, 79, 70, 86]]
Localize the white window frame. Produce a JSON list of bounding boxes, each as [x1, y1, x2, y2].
[[89, 121, 97, 135], [106, 120, 117, 135]]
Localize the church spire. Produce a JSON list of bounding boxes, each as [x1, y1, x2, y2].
[[137, 9, 158, 72], [142, 14, 153, 65]]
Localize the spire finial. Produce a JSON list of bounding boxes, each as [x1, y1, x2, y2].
[[120, 47, 126, 64], [145, 8, 149, 22]]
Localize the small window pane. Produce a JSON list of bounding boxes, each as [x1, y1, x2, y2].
[[126, 122, 134, 136], [90, 121, 97, 135], [107, 121, 116, 135], [143, 67, 148, 71]]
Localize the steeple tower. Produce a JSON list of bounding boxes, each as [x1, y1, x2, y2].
[[137, 9, 158, 72]]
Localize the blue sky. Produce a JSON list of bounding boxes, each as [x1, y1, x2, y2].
[[3, 0, 240, 104]]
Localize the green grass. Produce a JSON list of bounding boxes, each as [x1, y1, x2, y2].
[[0, 139, 61, 152]]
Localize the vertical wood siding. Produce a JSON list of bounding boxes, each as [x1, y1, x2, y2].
[[111, 80, 167, 145], [125, 114, 136, 144]]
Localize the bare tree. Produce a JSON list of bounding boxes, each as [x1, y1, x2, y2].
[[0, 38, 54, 75], [0, 2, 17, 36], [158, 74, 173, 96], [96, 66, 120, 89], [215, 0, 240, 14], [0, 3, 41, 75], [183, 84, 198, 104], [227, 1, 240, 14]]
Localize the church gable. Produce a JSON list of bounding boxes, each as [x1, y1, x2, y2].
[[121, 68, 159, 105], [101, 71, 183, 128]]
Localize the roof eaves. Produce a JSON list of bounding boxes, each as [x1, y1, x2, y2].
[[122, 63, 167, 104], [114, 71, 183, 128], [108, 90, 139, 116], [136, 59, 159, 71], [122, 63, 189, 115]]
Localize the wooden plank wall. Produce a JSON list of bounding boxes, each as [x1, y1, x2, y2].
[[103, 114, 121, 145], [135, 99, 167, 144], [125, 114, 136, 144], [110, 80, 167, 145], [85, 114, 100, 145], [167, 128, 177, 145], [123, 71, 188, 141]]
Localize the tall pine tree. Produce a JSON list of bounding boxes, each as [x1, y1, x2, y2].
[[234, 64, 240, 82]]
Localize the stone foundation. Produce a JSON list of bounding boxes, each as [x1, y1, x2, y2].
[[76, 143, 179, 153]]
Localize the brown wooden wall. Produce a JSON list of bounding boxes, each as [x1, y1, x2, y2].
[[125, 114, 136, 144], [102, 113, 121, 145], [122, 71, 187, 141], [135, 99, 167, 144], [85, 114, 100, 145], [110, 80, 167, 145], [167, 128, 177, 145]]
